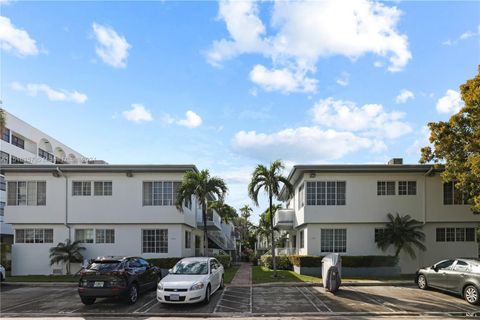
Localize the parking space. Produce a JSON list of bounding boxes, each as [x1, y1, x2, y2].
[[1, 283, 479, 316]]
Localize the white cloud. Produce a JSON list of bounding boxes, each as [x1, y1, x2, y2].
[[122, 104, 153, 123], [442, 25, 480, 46], [92, 23, 131, 68], [0, 16, 38, 56], [336, 72, 350, 87], [249, 64, 317, 93], [11, 82, 87, 104], [233, 127, 378, 163], [311, 97, 412, 139], [177, 110, 203, 128], [406, 126, 430, 156], [395, 89, 414, 104], [208, 0, 411, 92], [436, 89, 463, 114]]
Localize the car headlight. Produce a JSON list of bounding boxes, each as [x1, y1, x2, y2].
[[190, 282, 205, 291], [157, 282, 164, 290]]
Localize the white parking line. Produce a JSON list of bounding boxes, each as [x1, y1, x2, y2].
[[133, 296, 158, 313], [344, 286, 397, 312], [249, 285, 253, 313], [219, 297, 250, 305], [295, 286, 324, 312], [304, 287, 333, 312], [213, 288, 227, 313], [215, 304, 245, 311]]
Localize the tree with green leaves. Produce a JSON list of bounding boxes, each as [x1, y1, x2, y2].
[[248, 160, 293, 276], [208, 200, 238, 223], [256, 204, 282, 248], [239, 205, 253, 220], [376, 213, 426, 259], [0, 107, 5, 135], [420, 66, 480, 213], [49, 239, 85, 275], [176, 169, 228, 256]]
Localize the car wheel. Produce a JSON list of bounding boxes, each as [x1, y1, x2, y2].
[[203, 284, 211, 304], [126, 284, 139, 305], [220, 276, 224, 290], [417, 274, 428, 290], [464, 285, 479, 305], [80, 297, 96, 305]]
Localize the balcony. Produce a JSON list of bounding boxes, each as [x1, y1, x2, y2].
[[273, 209, 295, 230], [196, 209, 222, 231]]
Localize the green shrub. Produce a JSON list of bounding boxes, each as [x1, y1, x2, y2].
[[214, 255, 231, 268], [249, 253, 259, 265], [146, 258, 182, 269], [0, 243, 11, 271], [342, 255, 398, 267], [260, 255, 292, 270], [288, 255, 324, 267]]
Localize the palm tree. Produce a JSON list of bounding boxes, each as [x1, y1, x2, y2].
[[176, 169, 228, 256], [49, 239, 85, 275], [0, 107, 6, 135], [376, 213, 426, 259], [239, 205, 253, 220], [248, 160, 293, 276], [209, 200, 237, 224]]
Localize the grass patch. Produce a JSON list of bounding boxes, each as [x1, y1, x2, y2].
[[224, 266, 240, 284], [252, 266, 322, 284], [6, 274, 80, 283]]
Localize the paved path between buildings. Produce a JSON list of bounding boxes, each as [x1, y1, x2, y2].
[[230, 263, 251, 286]]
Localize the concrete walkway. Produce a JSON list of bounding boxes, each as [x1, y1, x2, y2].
[[230, 262, 251, 286]]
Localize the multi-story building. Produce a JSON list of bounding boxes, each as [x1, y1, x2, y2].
[[274, 159, 480, 273], [2, 164, 236, 275], [0, 111, 86, 243]]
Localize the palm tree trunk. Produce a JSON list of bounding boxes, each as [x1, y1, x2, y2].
[[269, 193, 277, 277], [67, 259, 71, 275], [203, 201, 209, 257]]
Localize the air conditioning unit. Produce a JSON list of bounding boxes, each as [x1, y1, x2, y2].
[[309, 173, 316, 178]]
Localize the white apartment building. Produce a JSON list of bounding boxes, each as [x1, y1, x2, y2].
[[2, 164, 236, 275], [0, 111, 87, 242], [274, 160, 480, 274]]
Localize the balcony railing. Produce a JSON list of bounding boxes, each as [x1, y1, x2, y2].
[[273, 209, 295, 230], [38, 148, 55, 163]]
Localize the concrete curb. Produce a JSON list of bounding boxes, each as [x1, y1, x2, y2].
[[1, 282, 77, 287]]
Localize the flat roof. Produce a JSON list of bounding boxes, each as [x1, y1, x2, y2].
[[0, 164, 199, 174], [280, 163, 442, 199]]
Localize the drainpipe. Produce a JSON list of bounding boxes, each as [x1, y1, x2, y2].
[[56, 167, 70, 240]]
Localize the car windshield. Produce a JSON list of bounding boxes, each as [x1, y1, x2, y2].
[[171, 261, 208, 275], [88, 261, 121, 272]]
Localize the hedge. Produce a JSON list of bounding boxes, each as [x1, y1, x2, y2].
[[342, 255, 398, 268], [289, 255, 324, 267], [214, 255, 232, 268], [260, 255, 292, 270], [146, 258, 182, 269]]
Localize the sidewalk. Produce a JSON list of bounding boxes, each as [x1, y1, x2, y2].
[[230, 262, 251, 286]]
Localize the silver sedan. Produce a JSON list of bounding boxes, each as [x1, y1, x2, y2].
[[416, 259, 480, 305]]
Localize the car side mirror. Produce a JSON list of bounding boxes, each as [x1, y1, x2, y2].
[[433, 266, 439, 272], [168, 268, 173, 274]]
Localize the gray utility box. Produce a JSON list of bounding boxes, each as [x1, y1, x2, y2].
[[322, 253, 342, 293]]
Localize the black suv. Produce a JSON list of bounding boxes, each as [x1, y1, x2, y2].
[[78, 256, 160, 305]]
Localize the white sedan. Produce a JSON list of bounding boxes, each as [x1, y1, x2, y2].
[[157, 257, 224, 304]]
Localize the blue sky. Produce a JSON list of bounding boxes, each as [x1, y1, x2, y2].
[[1, 1, 479, 222]]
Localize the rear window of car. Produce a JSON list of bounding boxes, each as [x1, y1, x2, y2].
[[87, 261, 121, 272]]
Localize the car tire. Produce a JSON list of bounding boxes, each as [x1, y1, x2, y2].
[[80, 297, 96, 305], [464, 285, 479, 305], [126, 284, 139, 305], [219, 276, 224, 290], [203, 284, 211, 304], [417, 274, 428, 290]]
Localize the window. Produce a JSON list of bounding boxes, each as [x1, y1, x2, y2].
[[374, 228, 387, 242], [306, 181, 346, 206], [95, 229, 115, 244], [454, 260, 470, 272], [321, 229, 346, 253], [185, 231, 192, 249], [435, 259, 455, 270], [15, 228, 53, 243], [292, 235, 297, 248], [443, 181, 468, 205], [72, 181, 91, 196], [94, 181, 112, 196], [377, 181, 395, 195], [0, 176, 6, 191], [142, 229, 168, 253], [11, 134, 24, 149], [38, 148, 54, 163], [299, 230, 304, 249], [2, 128, 10, 143], [75, 229, 94, 243], [143, 181, 181, 206], [399, 181, 416, 195], [0, 151, 9, 164], [0, 201, 5, 217], [298, 184, 304, 209], [436, 228, 475, 242], [7, 181, 46, 206]]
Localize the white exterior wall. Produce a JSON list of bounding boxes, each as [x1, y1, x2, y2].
[[286, 169, 480, 274]]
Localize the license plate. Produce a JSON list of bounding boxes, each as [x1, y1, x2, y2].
[[93, 281, 104, 287], [170, 294, 180, 301]]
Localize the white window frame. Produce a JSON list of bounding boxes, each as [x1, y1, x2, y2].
[[377, 181, 396, 196], [306, 181, 346, 206], [143, 181, 181, 206], [15, 228, 53, 243], [94, 181, 113, 196], [142, 229, 168, 253], [321, 228, 346, 253], [75, 229, 94, 243], [95, 229, 115, 244], [7, 181, 46, 206], [72, 181, 91, 196]]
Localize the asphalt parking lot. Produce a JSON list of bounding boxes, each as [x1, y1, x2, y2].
[[1, 283, 479, 316]]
